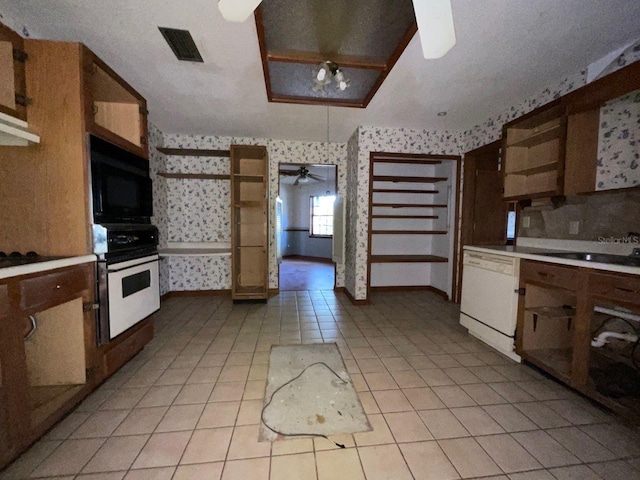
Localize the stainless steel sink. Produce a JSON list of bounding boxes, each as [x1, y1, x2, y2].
[[542, 251, 640, 267]]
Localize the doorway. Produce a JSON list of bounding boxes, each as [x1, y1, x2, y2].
[[278, 164, 337, 291]]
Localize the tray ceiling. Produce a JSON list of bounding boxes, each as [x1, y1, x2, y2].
[[256, 0, 417, 107]]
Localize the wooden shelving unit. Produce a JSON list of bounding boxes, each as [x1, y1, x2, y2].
[[503, 102, 566, 200], [230, 145, 268, 301], [367, 152, 460, 297]]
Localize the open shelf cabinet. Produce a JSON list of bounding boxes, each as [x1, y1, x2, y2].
[[230, 145, 268, 301], [503, 102, 566, 200], [367, 152, 460, 298]]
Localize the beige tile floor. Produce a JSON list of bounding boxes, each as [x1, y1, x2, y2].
[[3, 291, 640, 480]]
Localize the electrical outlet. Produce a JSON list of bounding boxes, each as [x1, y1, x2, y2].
[[522, 216, 531, 228], [569, 221, 580, 235]]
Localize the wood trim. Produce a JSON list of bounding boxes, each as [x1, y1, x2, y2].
[[563, 60, 640, 114], [371, 230, 448, 235], [370, 285, 449, 300], [372, 189, 439, 194], [450, 155, 462, 304], [254, 6, 273, 103], [371, 214, 438, 219], [268, 288, 279, 297], [282, 254, 333, 264], [371, 152, 461, 161], [283, 227, 309, 232], [362, 22, 418, 107], [344, 287, 369, 305], [162, 289, 231, 299], [156, 147, 231, 157], [372, 176, 448, 183], [157, 173, 231, 180], [371, 203, 447, 208], [366, 153, 375, 302], [564, 108, 599, 195], [370, 255, 448, 263], [576, 184, 640, 196], [267, 50, 386, 70], [269, 94, 365, 109]]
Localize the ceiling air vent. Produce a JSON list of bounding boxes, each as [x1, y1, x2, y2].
[[158, 27, 204, 62]]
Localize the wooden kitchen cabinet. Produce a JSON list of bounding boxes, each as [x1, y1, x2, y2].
[[0, 262, 98, 469], [85, 51, 149, 158], [503, 101, 566, 200], [0, 22, 27, 121], [516, 260, 640, 420], [563, 61, 640, 195], [231, 145, 269, 301]]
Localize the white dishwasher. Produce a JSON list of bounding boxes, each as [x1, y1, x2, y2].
[[459, 249, 521, 362]]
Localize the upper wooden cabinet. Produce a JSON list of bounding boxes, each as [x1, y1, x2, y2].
[[563, 61, 640, 195], [503, 102, 566, 200], [85, 51, 148, 158], [0, 22, 27, 121]]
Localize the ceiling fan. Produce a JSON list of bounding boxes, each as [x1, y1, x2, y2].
[[279, 166, 325, 186], [218, 0, 456, 59]]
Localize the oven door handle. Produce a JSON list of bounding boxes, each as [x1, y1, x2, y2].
[[107, 257, 158, 273]]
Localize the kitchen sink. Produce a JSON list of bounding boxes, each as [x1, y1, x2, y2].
[[542, 251, 640, 267]]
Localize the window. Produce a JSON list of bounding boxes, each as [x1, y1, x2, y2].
[[310, 195, 335, 237]]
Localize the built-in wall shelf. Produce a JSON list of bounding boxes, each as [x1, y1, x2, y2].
[[367, 151, 460, 298], [373, 176, 448, 183], [372, 203, 447, 208], [372, 188, 439, 194], [156, 147, 231, 157], [157, 172, 230, 180], [234, 174, 264, 182], [371, 214, 438, 219], [370, 255, 448, 263], [506, 161, 559, 177], [371, 230, 448, 235]]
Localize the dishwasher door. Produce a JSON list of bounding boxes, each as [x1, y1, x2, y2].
[[459, 252, 520, 361]]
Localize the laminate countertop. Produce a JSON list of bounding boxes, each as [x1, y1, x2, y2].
[[0, 255, 96, 280]]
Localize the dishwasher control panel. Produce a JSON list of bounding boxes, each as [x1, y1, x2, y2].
[[463, 251, 518, 276]]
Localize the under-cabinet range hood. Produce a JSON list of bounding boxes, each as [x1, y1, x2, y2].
[[0, 111, 40, 146]]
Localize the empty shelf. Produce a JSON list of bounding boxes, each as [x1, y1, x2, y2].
[[507, 124, 562, 148], [371, 214, 438, 219], [156, 147, 230, 157], [506, 161, 559, 176], [372, 189, 439, 194], [370, 255, 448, 263], [372, 203, 447, 208], [371, 230, 448, 235], [373, 176, 448, 183], [157, 172, 230, 180]]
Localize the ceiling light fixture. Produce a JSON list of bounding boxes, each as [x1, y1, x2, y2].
[[312, 61, 350, 93], [413, 0, 456, 59], [218, 0, 262, 22]]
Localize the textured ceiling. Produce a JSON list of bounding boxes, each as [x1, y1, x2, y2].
[[1, 0, 640, 142]]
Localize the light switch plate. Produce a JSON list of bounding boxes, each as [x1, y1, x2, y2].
[[569, 221, 580, 235]]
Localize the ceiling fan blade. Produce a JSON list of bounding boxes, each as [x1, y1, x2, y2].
[[218, 0, 262, 22], [308, 174, 325, 182], [294, 176, 300, 186], [279, 170, 299, 176], [412, 0, 456, 59]]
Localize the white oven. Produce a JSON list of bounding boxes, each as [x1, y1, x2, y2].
[[97, 253, 159, 343]]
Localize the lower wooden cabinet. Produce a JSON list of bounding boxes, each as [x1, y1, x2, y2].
[[0, 263, 98, 469], [516, 260, 640, 420]]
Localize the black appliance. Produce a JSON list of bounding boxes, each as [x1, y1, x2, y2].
[[90, 135, 153, 224]]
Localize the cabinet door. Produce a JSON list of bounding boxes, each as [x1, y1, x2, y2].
[[84, 50, 148, 159], [0, 22, 27, 121]]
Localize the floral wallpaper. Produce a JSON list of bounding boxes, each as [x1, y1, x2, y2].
[[150, 133, 348, 292], [597, 90, 640, 190], [344, 129, 360, 297]]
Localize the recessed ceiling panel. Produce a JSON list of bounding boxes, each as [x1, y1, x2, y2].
[[256, 0, 417, 107], [268, 62, 380, 102]]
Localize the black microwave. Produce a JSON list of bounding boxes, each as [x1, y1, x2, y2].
[[90, 135, 153, 224]]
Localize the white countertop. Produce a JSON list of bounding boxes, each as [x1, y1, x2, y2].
[[464, 245, 640, 276], [0, 255, 97, 280]]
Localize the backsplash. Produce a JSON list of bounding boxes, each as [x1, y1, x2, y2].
[[518, 190, 640, 241]]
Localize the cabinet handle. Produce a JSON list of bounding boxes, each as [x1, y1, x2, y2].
[[24, 315, 37, 341]]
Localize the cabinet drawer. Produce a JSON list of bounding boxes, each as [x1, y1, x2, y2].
[[521, 260, 578, 290], [19, 267, 87, 312], [589, 272, 640, 306]]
